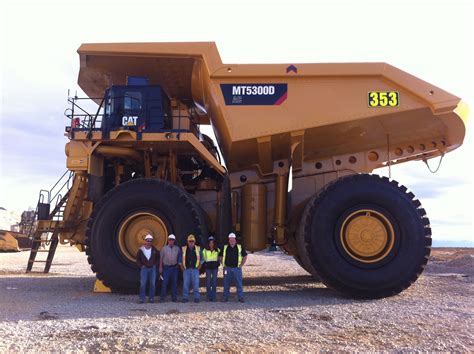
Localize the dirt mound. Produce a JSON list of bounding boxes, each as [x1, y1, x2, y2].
[[427, 249, 474, 277], [445, 254, 474, 268]]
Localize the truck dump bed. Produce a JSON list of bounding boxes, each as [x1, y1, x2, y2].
[[78, 42, 465, 174]]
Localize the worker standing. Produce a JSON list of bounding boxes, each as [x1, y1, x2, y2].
[[159, 234, 180, 302], [202, 236, 220, 302], [136, 234, 160, 303], [179, 234, 202, 303], [219, 232, 248, 303]]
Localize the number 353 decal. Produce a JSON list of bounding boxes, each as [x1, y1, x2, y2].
[[368, 91, 399, 107]]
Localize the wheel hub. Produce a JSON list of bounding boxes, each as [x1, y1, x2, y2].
[[340, 209, 395, 263], [117, 212, 168, 262]]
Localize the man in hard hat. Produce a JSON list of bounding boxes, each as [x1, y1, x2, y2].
[[219, 232, 247, 303], [202, 235, 220, 302], [159, 234, 180, 302], [179, 234, 202, 303], [136, 234, 160, 303]]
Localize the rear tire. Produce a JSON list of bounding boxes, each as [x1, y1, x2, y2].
[[295, 204, 320, 280], [85, 178, 208, 292], [302, 174, 431, 299]]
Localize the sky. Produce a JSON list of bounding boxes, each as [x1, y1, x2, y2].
[[0, 0, 473, 243]]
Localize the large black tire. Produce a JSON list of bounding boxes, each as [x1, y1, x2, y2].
[[295, 211, 320, 280], [85, 178, 208, 292], [302, 174, 431, 299]]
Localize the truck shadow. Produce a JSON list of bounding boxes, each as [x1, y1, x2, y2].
[[0, 273, 361, 322]]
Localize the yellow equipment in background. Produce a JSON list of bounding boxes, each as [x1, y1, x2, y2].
[[0, 231, 20, 252]]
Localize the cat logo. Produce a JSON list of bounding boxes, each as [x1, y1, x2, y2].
[[122, 116, 138, 126]]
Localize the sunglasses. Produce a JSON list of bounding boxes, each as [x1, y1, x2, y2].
[[188, 240, 195, 243]]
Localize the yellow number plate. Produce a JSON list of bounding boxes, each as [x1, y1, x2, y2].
[[368, 91, 399, 107]]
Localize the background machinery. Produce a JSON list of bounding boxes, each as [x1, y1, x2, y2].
[[26, 42, 466, 298]]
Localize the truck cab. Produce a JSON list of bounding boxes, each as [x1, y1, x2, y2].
[[102, 85, 172, 134]]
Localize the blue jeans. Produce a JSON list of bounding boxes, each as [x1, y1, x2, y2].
[[223, 267, 243, 300], [182, 268, 200, 300], [139, 266, 156, 302], [160, 265, 178, 301], [206, 268, 218, 301]]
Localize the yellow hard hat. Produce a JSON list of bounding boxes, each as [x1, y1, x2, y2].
[[187, 234, 196, 242]]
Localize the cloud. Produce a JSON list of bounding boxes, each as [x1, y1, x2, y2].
[[1, 114, 67, 177], [404, 177, 469, 200]]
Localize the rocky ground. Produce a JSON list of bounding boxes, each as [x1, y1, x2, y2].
[[0, 246, 472, 351]]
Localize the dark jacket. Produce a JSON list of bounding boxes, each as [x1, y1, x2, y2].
[[136, 246, 160, 268]]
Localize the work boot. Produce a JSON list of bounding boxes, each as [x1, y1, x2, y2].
[[238, 298, 245, 303], [194, 299, 200, 303], [149, 298, 154, 303], [138, 300, 145, 304], [172, 298, 177, 303], [221, 298, 228, 302], [182, 299, 189, 303]]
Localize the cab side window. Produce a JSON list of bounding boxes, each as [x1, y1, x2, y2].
[[124, 91, 142, 110]]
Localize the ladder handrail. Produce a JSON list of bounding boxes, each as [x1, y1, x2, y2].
[[38, 189, 50, 204], [48, 170, 70, 198], [50, 171, 73, 206], [25, 171, 75, 240], [48, 190, 70, 221], [87, 96, 105, 139]]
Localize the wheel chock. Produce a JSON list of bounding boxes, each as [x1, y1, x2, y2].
[[93, 279, 111, 293]]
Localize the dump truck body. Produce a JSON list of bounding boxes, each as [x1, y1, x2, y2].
[[26, 42, 465, 298], [77, 42, 464, 173]]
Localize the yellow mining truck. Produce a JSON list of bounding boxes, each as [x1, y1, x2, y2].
[[26, 42, 466, 298]]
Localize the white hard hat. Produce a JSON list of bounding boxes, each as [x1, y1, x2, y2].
[[168, 234, 176, 240], [228, 232, 236, 239], [144, 234, 153, 241]]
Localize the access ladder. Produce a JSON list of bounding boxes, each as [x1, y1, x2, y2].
[[25, 171, 80, 273]]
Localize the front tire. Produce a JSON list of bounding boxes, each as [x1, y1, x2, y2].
[[85, 179, 208, 292], [302, 174, 431, 299]]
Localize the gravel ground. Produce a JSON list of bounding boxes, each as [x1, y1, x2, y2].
[[0, 245, 472, 351]]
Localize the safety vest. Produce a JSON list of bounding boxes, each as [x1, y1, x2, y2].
[[203, 248, 219, 262], [222, 245, 243, 267], [181, 245, 200, 269]]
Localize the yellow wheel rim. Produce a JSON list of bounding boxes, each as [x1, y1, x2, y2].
[[117, 212, 168, 262], [340, 209, 395, 263]]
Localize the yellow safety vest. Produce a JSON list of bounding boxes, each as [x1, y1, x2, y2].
[[222, 245, 243, 267], [203, 248, 219, 262], [181, 245, 200, 269]]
